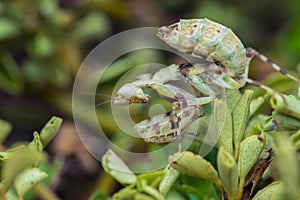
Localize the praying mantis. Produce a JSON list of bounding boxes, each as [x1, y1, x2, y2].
[[112, 18, 300, 150]]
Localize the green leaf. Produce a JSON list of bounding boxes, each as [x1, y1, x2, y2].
[[1, 146, 45, 188], [28, 131, 43, 152], [28, 33, 55, 58], [165, 189, 186, 200], [237, 132, 265, 181], [178, 180, 221, 200], [39, 0, 59, 18], [252, 182, 283, 200], [134, 192, 156, 200], [291, 130, 300, 149], [5, 189, 18, 200], [102, 149, 137, 185], [245, 125, 264, 138], [264, 112, 300, 131], [270, 93, 300, 120], [14, 168, 48, 198], [71, 12, 110, 42], [249, 97, 265, 117], [0, 19, 20, 40], [217, 146, 238, 199], [0, 119, 12, 143], [232, 90, 253, 152], [112, 185, 137, 200], [264, 73, 298, 93], [136, 171, 164, 189], [225, 89, 241, 112], [88, 190, 112, 200], [158, 165, 180, 196], [0, 52, 24, 95], [0, 151, 12, 161], [39, 116, 62, 147], [22, 60, 47, 89], [214, 99, 233, 154], [246, 115, 269, 134], [0, 145, 30, 161], [274, 134, 299, 199], [137, 179, 164, 200], [169, 151, 221, 187]]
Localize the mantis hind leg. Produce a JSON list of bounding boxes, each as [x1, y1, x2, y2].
[[246, 47, 300, 84]]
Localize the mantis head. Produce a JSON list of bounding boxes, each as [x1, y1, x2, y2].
[[157, 19, 200, 53], [114, 83, 151, 105]]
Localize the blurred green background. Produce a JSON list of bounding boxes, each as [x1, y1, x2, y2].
[[0, 0, 300, 199]]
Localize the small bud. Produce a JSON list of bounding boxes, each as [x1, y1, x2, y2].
[[270, 93, 300, 120]]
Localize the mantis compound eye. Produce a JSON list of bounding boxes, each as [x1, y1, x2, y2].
[[114, 83, 151, 105]]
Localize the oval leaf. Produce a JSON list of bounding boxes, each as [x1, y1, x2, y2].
[[169, 151, 220, 186], [14, 168, 48, 198], [232, 90, 253, 151], [1, 146, 45, 187], [40, 116, 62, 147], [238, 133, 265, 180], [217, 146, 238, 199], [252, 182, 283, 200], [249, 97, 264, 117], [102, 149, 136, 185], [215, 99, 233, 154]]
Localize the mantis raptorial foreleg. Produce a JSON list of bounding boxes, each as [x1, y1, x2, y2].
[[113, 63, 215, 150], [133, 84, 212, 151], [114, 63, 216, 105]]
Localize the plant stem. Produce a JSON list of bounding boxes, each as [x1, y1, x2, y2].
[[33, 183, 60, 200], [0, 182, 8, 200], [235, 178, 245, 200], [0, 144, 5, 151]]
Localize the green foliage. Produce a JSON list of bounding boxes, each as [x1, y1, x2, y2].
[[217, 146, 238, 199], [1, 0, 300, 199], [14, 168, 48, 198], [0, 119, 12, 143], [158, 165, 180, 196], [102, 149, 137, 185], [169, 152, 220, 187], [252, 182, 284, 200], [101, 90, 300, 200], [0, 116, 62, 200], [0, 0, 111, 95], [39, 116, 63, 148]]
